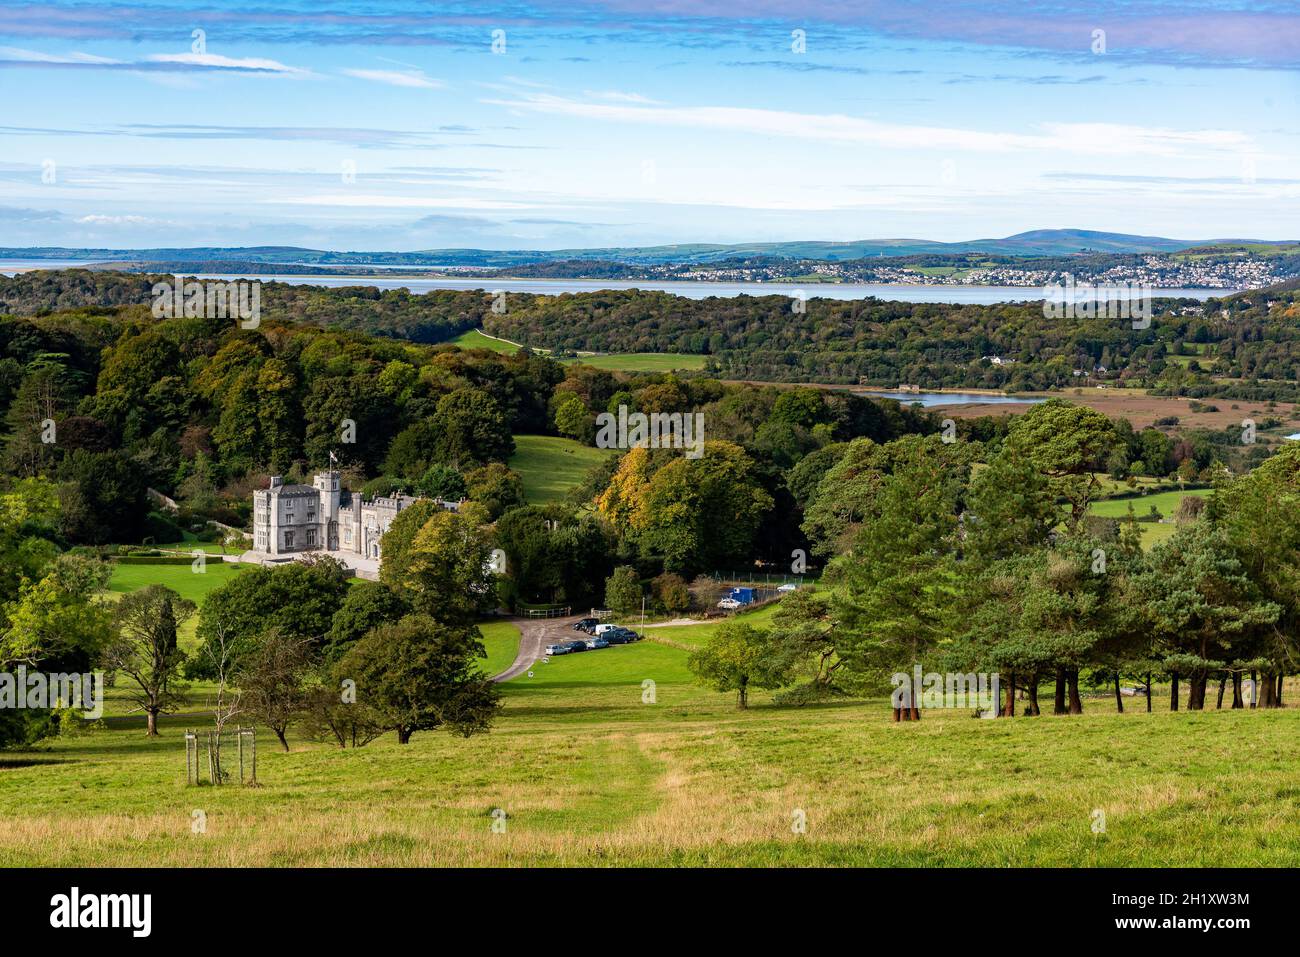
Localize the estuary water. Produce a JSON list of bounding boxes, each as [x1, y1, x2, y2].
[[0, 261, 1234, 305], [859, 391, 1045, 407]]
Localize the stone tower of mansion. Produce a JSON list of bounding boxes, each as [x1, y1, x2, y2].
[[253, 470, 451, 561]]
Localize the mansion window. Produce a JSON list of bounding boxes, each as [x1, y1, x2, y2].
[[284, 531, 295, 548], [306, 529, 317, 546], [344, 529, 352, 544]]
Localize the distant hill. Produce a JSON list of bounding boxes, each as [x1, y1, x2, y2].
[[5, 230, 1291, 269]]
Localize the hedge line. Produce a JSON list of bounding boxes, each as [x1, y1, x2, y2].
[[113, 555, 229, 565]]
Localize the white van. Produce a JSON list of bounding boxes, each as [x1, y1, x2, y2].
[[594, 623, 619, 636]]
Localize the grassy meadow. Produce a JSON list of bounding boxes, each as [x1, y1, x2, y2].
[[508, 434, 615, 503], [107, 560, 247, 606], [560, 353, 708, 373], [2, 619, 1297, 866], [95, 562, 518, 717], [3, 548, 1295, 867], [450, 328, 523, 354], [1089, 488, 1210, 548], [450, 329, 706, 374]]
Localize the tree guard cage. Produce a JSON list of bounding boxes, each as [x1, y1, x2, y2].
[[185, 726, 258, 786]]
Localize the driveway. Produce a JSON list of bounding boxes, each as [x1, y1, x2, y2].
[[492, 614, 586, 682]]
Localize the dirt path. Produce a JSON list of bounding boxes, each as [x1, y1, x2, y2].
[[492, 614, 586, 682]]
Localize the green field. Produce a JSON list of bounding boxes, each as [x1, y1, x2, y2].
[[477, 620, 522, 677], [450, 329, 706, 373], [107, 560, 248, 605], [1089, 488, 1209, 548], [1173, 241, 1300, 261], [629, 600, 791, 650], [561, 353, 708, 372], [450, 329, 523, 354], [508, 434, 615, 503], [3, 614, 1297, 865], [1090, 488, 1208, 520], [97, 562, 517, 715], [9, 506, 1293, 866]]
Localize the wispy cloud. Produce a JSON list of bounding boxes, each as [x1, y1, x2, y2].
[[273, 195, 537, 210], [0, 45, 308, 74], [485, 89, 1254, 157], [723, 60, 1127, 85], [74, 213, 155, 225], [147, 52, 307, 74], [583, 90, 661, 104], [0, 204, 61, 222], [1046, 171, 1300, 186], [342, 67, 441, 88], [116, 123, 471, 149]]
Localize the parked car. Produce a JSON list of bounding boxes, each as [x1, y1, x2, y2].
[[777, 583, 798, 593], [584, 637, 610, 649], [544, 643, 570, 656], [564, 640, 589, 653], [573, 618, 599, 632], [594, 623, 620, 636], [717, 597, 742, 610], [603, 629, 632, 644]]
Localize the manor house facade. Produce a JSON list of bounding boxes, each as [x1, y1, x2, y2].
[[253, 470, 453, 561]]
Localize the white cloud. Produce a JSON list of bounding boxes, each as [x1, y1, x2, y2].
[[485, 90, 1253, 158], [272, 195, 535, 210], [147, 53, 308, 75], [342, 68, 442, 89], [75, 214, 155, 225], [0, 46, 121, 64], [583, 90, 661, 104]]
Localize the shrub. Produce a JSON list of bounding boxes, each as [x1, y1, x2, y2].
[[651, 572, 691, 614], [362, 475, 406, 499], [416, 464, 467, 501], [115, 554, 226, 565], [605, 566, 642, 615], [142, 510, 184, 544]]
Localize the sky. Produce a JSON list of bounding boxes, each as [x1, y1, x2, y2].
[[0, 0, 1297, 251]]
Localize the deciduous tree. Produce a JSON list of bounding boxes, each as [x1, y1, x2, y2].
[[336, 615, 501, 744], [106, 584, 194, 735]]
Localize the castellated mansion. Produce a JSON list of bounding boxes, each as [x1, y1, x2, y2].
[[252, 469, 454, 565]]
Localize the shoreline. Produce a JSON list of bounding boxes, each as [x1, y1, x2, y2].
[[1, 263, 1248, 298]]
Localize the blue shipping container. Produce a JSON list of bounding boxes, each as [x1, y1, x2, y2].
[[729, 587, 755, 604]]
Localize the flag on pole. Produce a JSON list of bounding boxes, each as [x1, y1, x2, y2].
[[329, 450, 337, 466]]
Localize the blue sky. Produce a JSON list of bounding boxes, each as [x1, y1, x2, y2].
[[1, 0, 1297, 250]]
